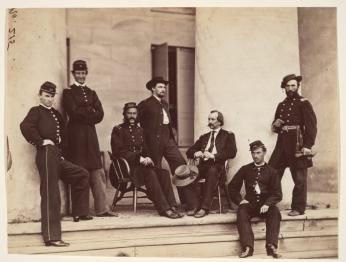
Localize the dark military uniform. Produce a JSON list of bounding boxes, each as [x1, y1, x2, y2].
[[20, 105, 90, 243], [111, 122, 178, 214], [269, 93, 317, 213], [186, 128, 237, 211], [138, 95, 196, 208], [63, 83, 109, 215], [229, 163, 282, 250]]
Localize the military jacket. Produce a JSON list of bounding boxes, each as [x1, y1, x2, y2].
[[269, 93, 317, 169], [138, 96, 175, 162], [20, 105, 64, 148], [63, 84, 104, 169], [186, 129, 237, 165], [229, 163, 282, 206]]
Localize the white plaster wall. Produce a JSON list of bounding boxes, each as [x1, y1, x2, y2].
[[6, 9, 67, 221], [195, 8, 301, 204], [66, 8, 195, 151]]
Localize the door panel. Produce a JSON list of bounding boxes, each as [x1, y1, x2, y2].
[[153, 43, 169, 101], [176, 47, 195, 146]]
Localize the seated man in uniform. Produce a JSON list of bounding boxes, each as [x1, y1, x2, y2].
[[229, 141, 282, 258], [186, 110, 237, 218], [20, 81, 92, 247], [110, 102, 183, 219]]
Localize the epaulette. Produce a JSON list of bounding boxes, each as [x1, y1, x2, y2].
[[300, 97, 308, 102]]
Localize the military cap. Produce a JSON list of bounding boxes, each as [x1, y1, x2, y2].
[[146, 76, 169, 90], [249, 140, 266, 152], [72, 60, 88, 72], [123, 102, 138, 113], [40, 81, 57, 94], [280, 74, 302, 88]]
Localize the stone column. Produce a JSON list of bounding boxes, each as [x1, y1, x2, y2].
[[298, 8, 338, 193], [6, 9, 67, 221], [195, 8, 301, 206]]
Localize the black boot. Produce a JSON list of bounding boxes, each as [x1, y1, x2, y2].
[[266, 244, 281, 258], [239, 246, 253, 258]]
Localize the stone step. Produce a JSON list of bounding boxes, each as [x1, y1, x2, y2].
[[7, 209, 338, 258]]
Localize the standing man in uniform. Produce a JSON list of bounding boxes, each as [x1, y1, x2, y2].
[[269, 74, 317, 216], [111, 102, 183, 218], [138, 76, 198, 211], [186, 110, 237, 218], [20, 81, 92, 247], [229, 141, 282, 258], [63, 60, 115, 218]]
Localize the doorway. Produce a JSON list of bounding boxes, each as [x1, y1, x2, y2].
[[151, 43, 195, 147]]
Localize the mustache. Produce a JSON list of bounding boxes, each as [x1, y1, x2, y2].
[[208, 123, 214, 128]]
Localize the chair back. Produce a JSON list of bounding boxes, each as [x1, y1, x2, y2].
[[108, 151, 131, 189]]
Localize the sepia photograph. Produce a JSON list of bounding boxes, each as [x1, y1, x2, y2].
[[2, 1, 343, 260]]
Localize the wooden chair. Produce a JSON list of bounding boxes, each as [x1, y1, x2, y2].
[[107, 152, 148, 213]]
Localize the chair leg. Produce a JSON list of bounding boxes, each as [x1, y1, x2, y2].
[[217, 185, 222, 214], [111, 186, 121, 212], [133, 187, 138, 213]]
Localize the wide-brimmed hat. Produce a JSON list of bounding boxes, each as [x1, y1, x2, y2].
[[280, 74, 302, 88], [145, 76, 169, 90], [172, 164, 199, 187], [40, 81, 57, 95]]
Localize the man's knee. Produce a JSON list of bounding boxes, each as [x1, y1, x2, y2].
[[267, 205, 281, 219], [237, 204, 250, 219]]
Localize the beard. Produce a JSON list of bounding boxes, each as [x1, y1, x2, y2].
[[125, 117, 138, 125], [285, 90, 297, 98]]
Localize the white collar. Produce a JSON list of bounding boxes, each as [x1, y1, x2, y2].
[[153, 95, 161, 102], [74, 81, 86, 87], [210, 127, 221, 134], [254, 161, 266, 167], [40, 103, 52, 110]]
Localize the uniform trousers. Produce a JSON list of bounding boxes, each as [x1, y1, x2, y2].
[[197, 162, 223, 210], [237, 203, 281, 249], [276, 167, 307, 214], [135, 166, 177, 214], [35, 145, 89, 242], [156, 125, 199, 210], [88, 168, 109, 215]]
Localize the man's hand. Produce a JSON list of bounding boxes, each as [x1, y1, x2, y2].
[[301, 147, 312, 156], [42, 139, 55, 146], [140, 156, 147, 165], [260, 204, 269, 213], [145, 157, 154, 166], [272, 119, 284, 128], [239, 199, 249, 205], [203, 151, 215, 160], [194, 151, 204, 159]]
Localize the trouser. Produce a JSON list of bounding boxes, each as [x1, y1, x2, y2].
[[137, 166, 177, 214], [276, 167, 307, 213], [36, 145, 89, 242], [237, 203, 281, 249], [156, 126, 199, 210], [88, 168, 109, 215], [198, 163, 223, 210]]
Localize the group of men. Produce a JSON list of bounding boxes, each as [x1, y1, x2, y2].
[[20, 59, 317, 258]]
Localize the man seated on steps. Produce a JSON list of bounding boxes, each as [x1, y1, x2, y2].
[[228, 140, 282, 258]]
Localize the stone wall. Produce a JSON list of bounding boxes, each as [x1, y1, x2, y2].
[[194, 8, 301, 203], [66, 8, 195, 151], [6, 9, 68, 221]]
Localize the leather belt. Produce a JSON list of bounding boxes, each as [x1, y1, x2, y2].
[[281, 125, 299, 132]]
